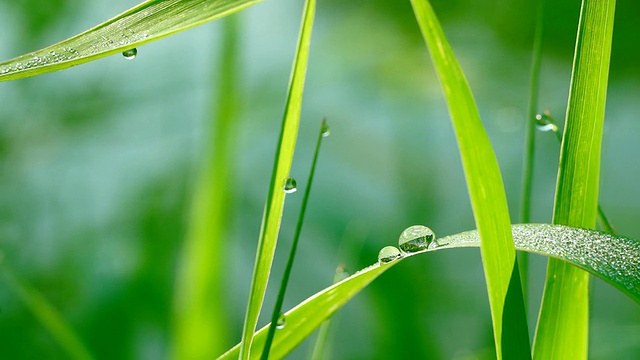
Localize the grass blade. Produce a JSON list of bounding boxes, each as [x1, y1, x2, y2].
[[410, 1, 529, 357], [238, 0, 316, 358], [533, 0, 616, 358], [1, 266, 93, 360], [0, 0, 261, 82], [261, 119, 328, 359], [172, 16, 241, 359], [219, 223, 640, 359]]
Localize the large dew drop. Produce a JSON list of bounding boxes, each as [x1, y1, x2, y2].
[[122, 48, 138, 60], [283, 177, 297, 193], [399, 225, 436, 253], [378, 246, 402, 264]]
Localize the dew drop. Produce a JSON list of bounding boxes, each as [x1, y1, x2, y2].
[[535, 113, 558, 132], [399, 225, 436, 253], [122, 48, 138, 60], [283, 177, 297, 193], [378, 246, 402, 264], [276, 314, 286, 329], [321, 122, 331, 138]]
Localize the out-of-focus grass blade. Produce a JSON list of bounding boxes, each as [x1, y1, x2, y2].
[[172, 16, 240, 359], [410, 1, 529, 358], [238, 0, 315, 359], [1, 266, 93, 360], [219, 224, 640, 359], [533, 0, 616, 358], [0, 0, 261, 82]]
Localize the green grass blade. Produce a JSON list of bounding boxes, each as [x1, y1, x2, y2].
[[0, 0, 261, 82], [1, 266, 93, 360], [410, 1, 529, 357], [218, 223, 640, 359], [239, 0, 316, 358], [533, 0, 616, 358], [261, 119, 328, 360], [172, 16, 241, 359]]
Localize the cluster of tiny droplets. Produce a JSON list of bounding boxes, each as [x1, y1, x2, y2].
[[511, 224, 640, 293], [438, 224, 640, 295]]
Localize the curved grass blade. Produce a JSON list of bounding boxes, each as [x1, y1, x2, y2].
[[410, 1, 529, 357], [1, 265, 93, 360], [238, 0, 316, 358], [533, 0, 616, 358], [0, 0, 261, 82], [172, 16, 241, 359], [219, 224, 640, 359]]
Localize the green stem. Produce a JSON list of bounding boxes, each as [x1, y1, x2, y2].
[[261, 119, 329, 360], [519, 0, 545, 309]]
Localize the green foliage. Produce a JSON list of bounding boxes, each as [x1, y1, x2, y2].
[[534, 0, 616, 358], [410, 0, 529, 357]]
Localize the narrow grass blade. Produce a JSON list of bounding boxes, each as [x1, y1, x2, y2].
[[219, 223, 640, 359], [1, 266, 93, 360], [519, 0, 546, 305], [239, 0, 316, 358], [261, 119, 328, 359], [172, 16, 241, 359], [410, 1, 529, 357], [533, 0, 616, 358], [0, 0, 261, 82]]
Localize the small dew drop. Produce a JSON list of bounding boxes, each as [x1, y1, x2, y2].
[[535, 113, 558, 132], [399, 225, 436, 253], [122, 48, 138, 60], [283, 177, 297, 193], [378, 246, 402, 264], [321, 121, 331, 138], [276, 314, 286, 329]]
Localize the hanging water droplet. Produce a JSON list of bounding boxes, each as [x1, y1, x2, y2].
[[122, 48, 138, 60], [535, 113, 558, 132], [399, 225, 436, 253], [378, 246, 402, 264], [321, 121, 331, 138], [276, 314, 286, 329], [283, 177, 297, 193]]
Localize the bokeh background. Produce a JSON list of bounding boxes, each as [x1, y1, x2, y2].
[[1, 0, 639, 358]]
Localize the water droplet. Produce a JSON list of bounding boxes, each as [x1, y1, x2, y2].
[[399, 225, 436, 253], [122, 48, 138, 60], [276, 314, 286, 329], [321, 121, 331, 137], [535, 113, 558, 132], [283, 177, 297, 193], [378, 246, 402, 264]]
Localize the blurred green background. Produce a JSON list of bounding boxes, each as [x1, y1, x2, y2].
[[1, 0, 639, 358]]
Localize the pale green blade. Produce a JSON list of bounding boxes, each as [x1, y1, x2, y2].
[[238, 0, 316, 359], [219, 224, 640, 359], [533, 0, 616, 358], [172, 16, 241, 359], [0, 0, 261, 82], [409, 1, 528, 357]]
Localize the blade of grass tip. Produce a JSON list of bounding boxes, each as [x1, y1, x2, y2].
[[519, 0, 546, 307], [410, 1, 530, 358], [173, 15, 241, 359], [0, 0, 262, 82], [239, 0, 316, 358], [1, 265, 93, 360], [261, 118, 329, 359], [219, 223, 640, 359], [533, 0, 616, 358], [309, 265, 349, 360]]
